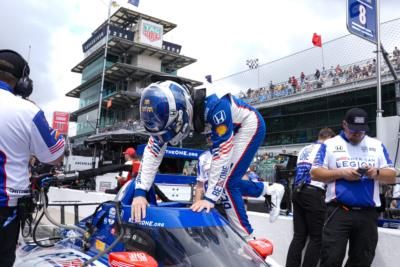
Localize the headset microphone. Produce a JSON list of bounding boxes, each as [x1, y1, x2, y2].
[[0, 49, 33, 98]]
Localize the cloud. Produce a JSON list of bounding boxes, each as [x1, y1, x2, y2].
[[1, 1, 65, 102], [1, 0, 399, 135], [0, 0, 108, 123]]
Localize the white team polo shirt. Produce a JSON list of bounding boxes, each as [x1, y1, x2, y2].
[[313, 132, 394, 207], [0, 84, 65, 207]]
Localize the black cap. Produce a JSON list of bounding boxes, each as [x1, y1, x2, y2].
[[344, 108, 369, 132], [0, 50, 29, 79]]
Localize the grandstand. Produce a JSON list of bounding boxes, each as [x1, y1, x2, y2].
[[213, 18, 400, 155]]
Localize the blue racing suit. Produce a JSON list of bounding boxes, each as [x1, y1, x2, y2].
[[131, 93, 266, 237]]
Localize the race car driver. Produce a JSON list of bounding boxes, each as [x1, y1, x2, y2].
[[130, 79, 284, 239]]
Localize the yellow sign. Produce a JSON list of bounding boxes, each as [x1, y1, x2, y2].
[[144, 99, 150, 105], [216, 125, 228, 136], [95, 239, 106, 251]]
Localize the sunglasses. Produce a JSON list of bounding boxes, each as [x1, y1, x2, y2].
[[344, 121, 366, 134], [347, 129, 365, 134]]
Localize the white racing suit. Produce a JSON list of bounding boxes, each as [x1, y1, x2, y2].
[[133, 93, 284, 237]]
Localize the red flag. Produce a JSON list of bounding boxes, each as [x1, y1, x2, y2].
[[312, 33, 322, 47], [107, 99, 112, 109]]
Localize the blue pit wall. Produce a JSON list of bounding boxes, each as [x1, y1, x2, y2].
[[136, 144, 204, 185]]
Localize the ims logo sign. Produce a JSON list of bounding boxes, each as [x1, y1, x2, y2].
[[143, 23, 162, 42]]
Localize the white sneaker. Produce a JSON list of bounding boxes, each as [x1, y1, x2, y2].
[[269, 206, 280, 223], [266, 183, 285, 223]]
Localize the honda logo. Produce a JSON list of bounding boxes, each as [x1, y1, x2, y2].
[[213, 110, 226, 124]]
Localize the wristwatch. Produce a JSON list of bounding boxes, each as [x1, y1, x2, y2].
[[376, 168, 380, 177]]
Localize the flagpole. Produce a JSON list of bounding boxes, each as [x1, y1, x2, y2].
[[376, 0, 383, 118], [95, 0, 113, 134], [313, 33, 325, 70]]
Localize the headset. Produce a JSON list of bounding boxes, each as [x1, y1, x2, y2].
[[192, 87, 206, 134], [14, 66, 33, 98], [0, 49, 33, 98]]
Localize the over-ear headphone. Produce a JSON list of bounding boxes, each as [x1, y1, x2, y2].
[[192, 88, 206, 133], [14, 65, 33, 98], [0, 49, 33, 98]]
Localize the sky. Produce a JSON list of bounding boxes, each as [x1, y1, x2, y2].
[[0, 0, 399, 135]]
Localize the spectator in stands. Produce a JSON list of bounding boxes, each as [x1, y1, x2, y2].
[[286, 77, 292, 95], [291, 76, 298, 92], [247, 88, 252, 98], [367, 61, 373, 75], [354, 64, 362, 78], [396, 56, 400, 70], [321, 67, 327, 78], [315, 77, 324, 89], [393, 46, 400, 58], [335, 64, 343, 77], [257, 153, 278, 183], [266, 87, 272, 100], [238, 53, 395, 105], [314, 69, 321, 80], [286, 128, 335, 267], [305, 78, 313, 91], [269, 80, 275, 90], [344, 67, 352, 82], [328, 66, 334, 78], [332, 75, 340, 86], [300, 72, 305, 85], [372, 59, 377, 73], [362, 66, 369, 78]]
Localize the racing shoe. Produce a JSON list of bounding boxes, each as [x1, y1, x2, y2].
[[269, 204, 280, 223], [265, 183, 285, 223], [244, 233, 257, 242]]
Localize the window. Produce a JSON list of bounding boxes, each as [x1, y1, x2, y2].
[[260, 85, 396, 146]]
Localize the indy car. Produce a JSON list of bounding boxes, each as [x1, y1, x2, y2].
[[15, 173, 280, 267]]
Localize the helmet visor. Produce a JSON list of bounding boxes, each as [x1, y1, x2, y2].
[[140, 86, 171, 134]]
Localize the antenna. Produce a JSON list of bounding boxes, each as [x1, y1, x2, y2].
[[27, 45, 31, 63]]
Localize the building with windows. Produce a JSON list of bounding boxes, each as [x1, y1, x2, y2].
[[67, 7, 200, 160], [254, 74, 398, 155]]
